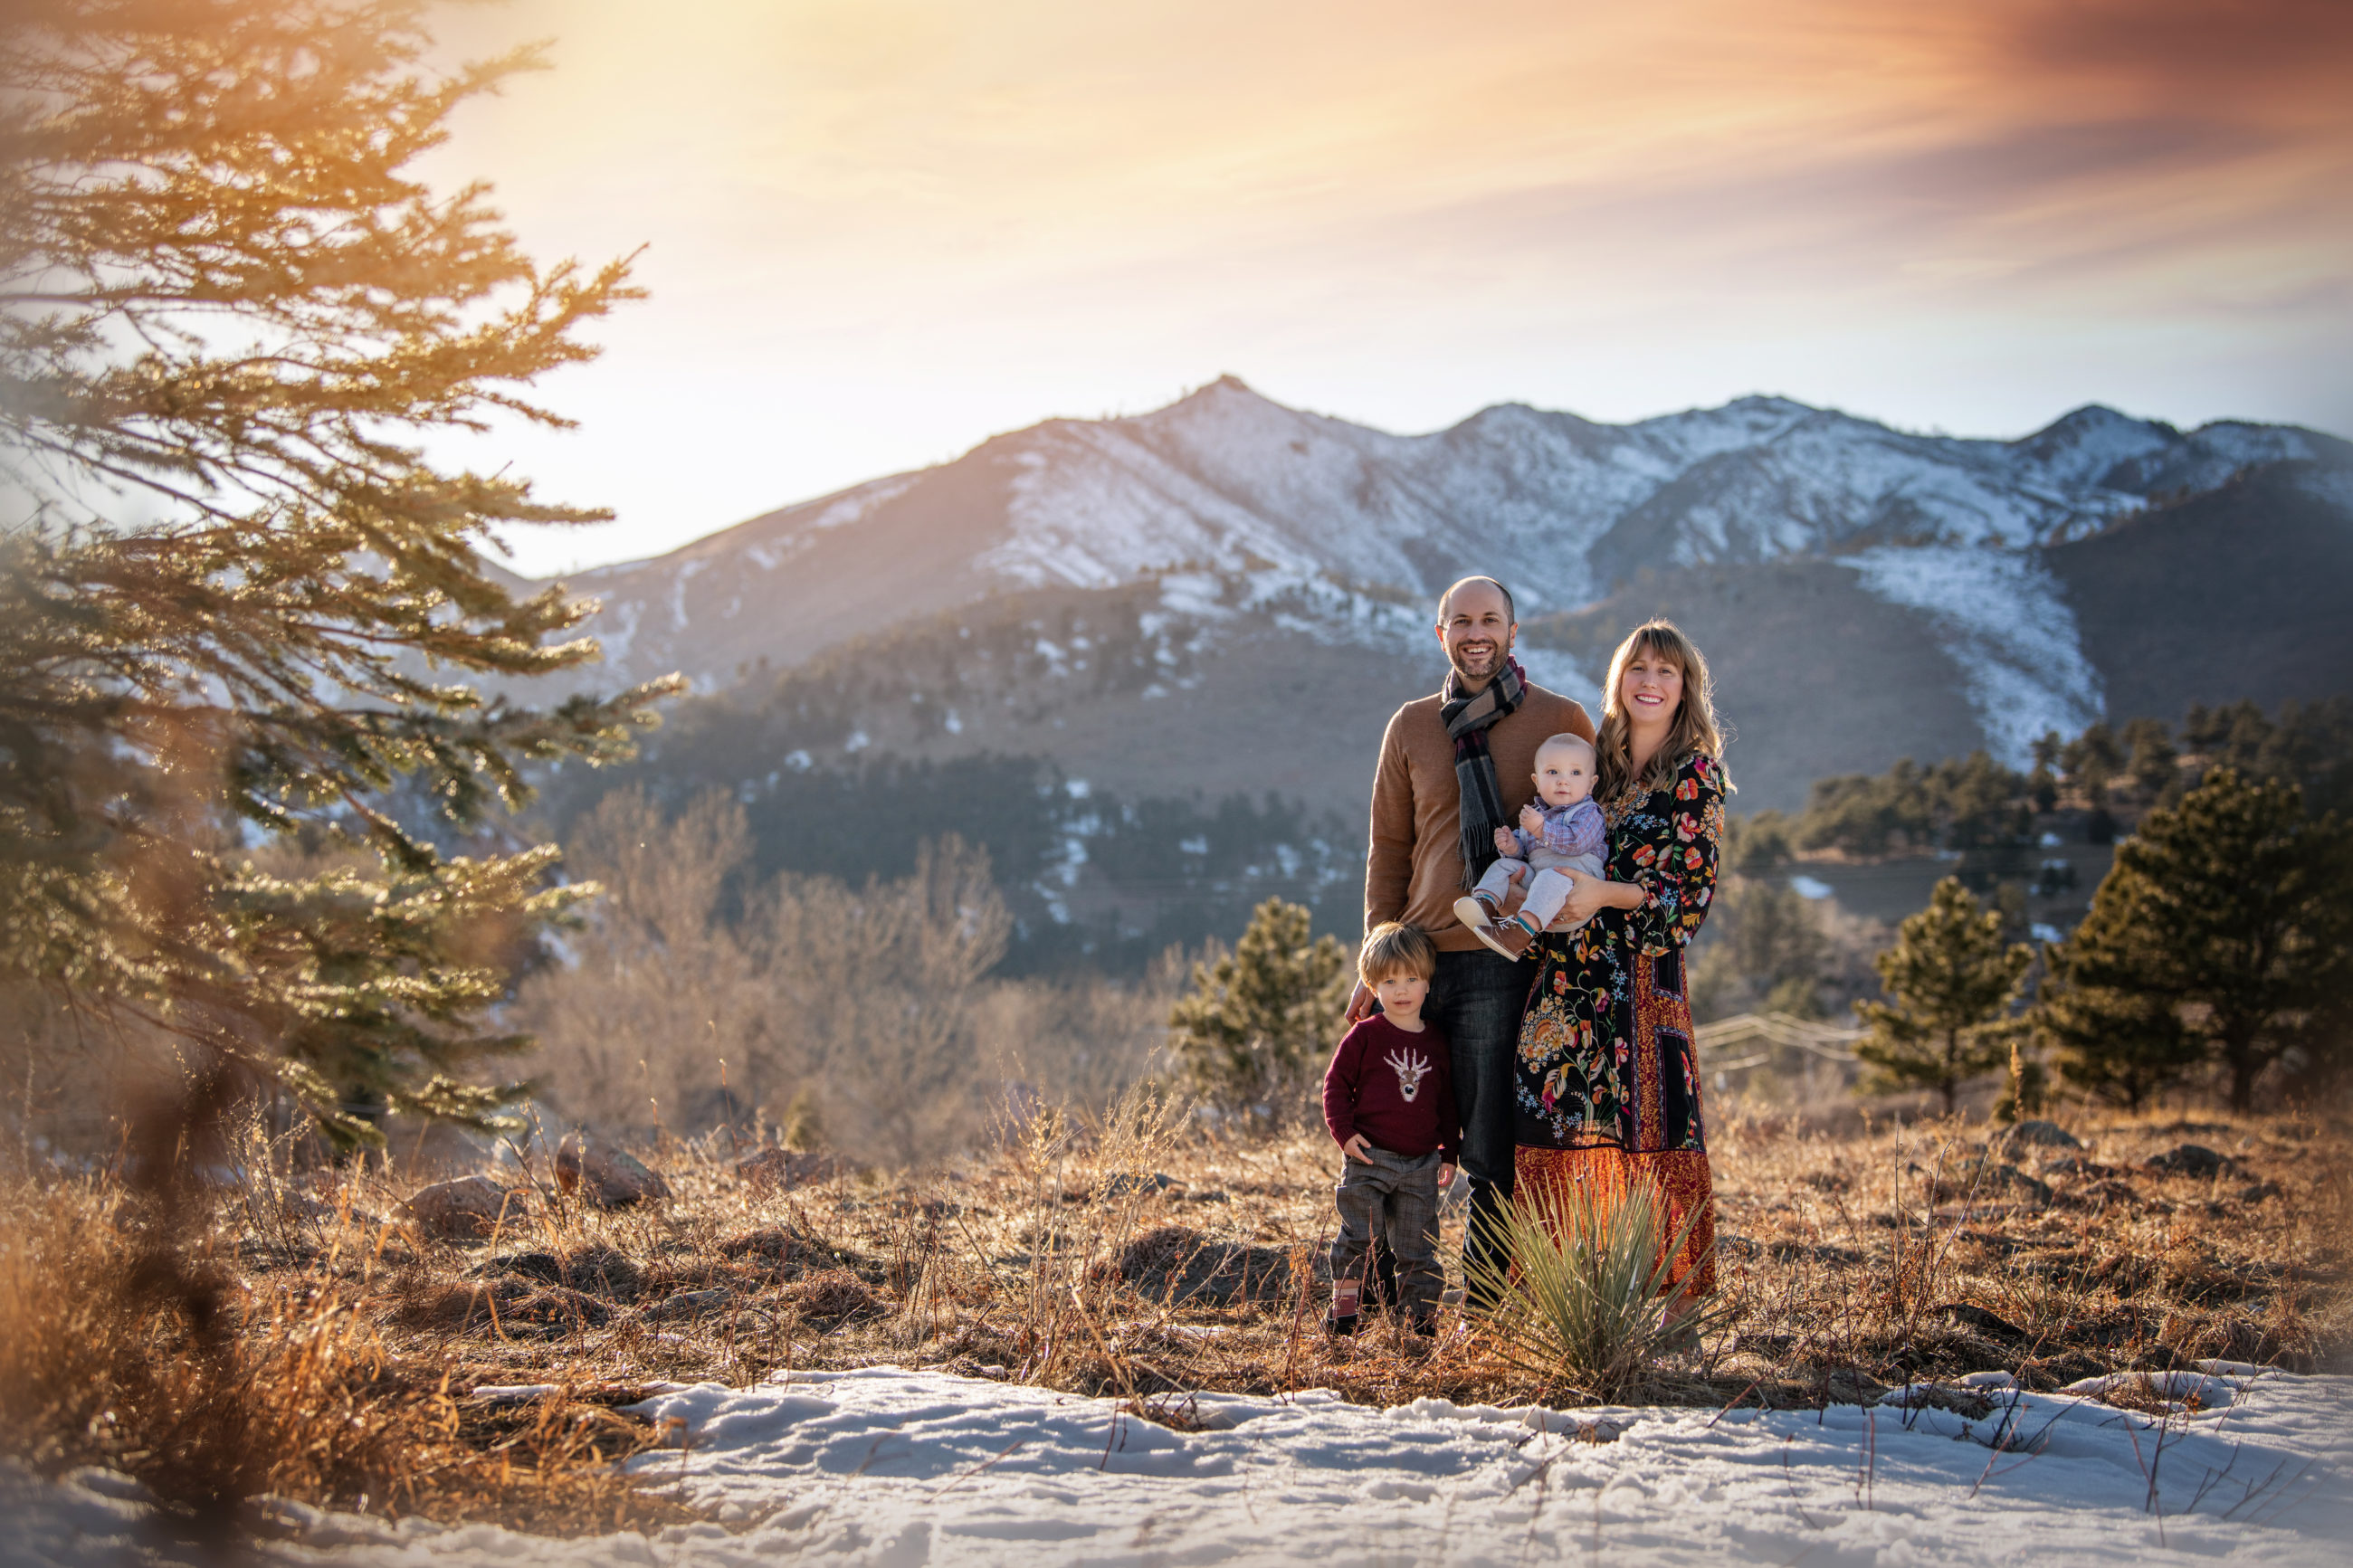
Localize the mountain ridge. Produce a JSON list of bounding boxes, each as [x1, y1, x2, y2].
[[507, 379, 2349, 793]]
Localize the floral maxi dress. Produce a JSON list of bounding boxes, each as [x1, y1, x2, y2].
[[1511, 751, 1725, 1293]]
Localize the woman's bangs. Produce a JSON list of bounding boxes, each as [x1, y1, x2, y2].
[[1626, 630, 1689, 676]]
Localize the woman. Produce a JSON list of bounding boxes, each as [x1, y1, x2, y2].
[[1511, 618, 1728, 1294]]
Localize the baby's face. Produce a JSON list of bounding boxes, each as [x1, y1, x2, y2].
[[1535, 746, 1593, 807]]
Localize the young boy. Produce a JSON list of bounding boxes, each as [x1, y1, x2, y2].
[[1321, 922, 1459, 1335], [1451, 731, 1606, 960]]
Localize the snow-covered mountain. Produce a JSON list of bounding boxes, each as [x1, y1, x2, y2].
[[534, 378, 2350, 789]]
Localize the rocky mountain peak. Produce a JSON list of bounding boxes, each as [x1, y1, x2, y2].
[[526, 382, 2344, 778]]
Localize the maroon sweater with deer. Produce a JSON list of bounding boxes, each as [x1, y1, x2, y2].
[[1320, 1014, 1461, 1159]]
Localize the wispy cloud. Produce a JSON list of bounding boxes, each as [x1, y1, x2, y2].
[[426, 0, 2352, 574]]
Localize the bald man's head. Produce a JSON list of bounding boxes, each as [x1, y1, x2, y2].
[[1435, 576, 1517, 689], [1438, 576, 1515, 626]]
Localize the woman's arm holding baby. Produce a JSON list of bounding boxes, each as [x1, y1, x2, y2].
[[1550, 868, 1648, 926]]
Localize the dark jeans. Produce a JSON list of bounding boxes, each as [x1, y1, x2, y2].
[[1331, 1146, 1444, 1316], [1422, 946, 1533, 1296]]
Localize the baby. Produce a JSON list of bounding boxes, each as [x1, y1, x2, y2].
[[1453, 732, 1605, 960]]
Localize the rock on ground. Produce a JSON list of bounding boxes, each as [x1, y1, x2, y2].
[[734, 1147, 846, 1191], [1996, 1118, 2083, 1152], [555, 1134, 672, 1209], [402, 1175, 529, 1241], [2146, 1144, 2242, 1179]]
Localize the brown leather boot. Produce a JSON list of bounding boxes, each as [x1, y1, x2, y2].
[[1471, 917, 1537, 959]]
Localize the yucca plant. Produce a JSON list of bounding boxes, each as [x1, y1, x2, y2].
[[1463, 1173, 1719, 1402]]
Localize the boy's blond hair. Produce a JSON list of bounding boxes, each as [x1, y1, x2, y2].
[[1359, 921, 1437, 984]]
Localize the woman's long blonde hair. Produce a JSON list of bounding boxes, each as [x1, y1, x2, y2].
[[1594, 618, 1731, 803]]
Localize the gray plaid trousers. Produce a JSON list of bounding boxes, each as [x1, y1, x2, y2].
[[1329, 1145, 1444, 1316]]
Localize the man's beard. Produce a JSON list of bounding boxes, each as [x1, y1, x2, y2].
[[1449, 636, 1511, 684]]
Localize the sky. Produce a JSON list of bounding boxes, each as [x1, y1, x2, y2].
[[419, 0, 2353, 578]]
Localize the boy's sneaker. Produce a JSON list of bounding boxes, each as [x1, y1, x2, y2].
[[1452, 893, 1501, 931], [1470, 916, 1538, 960]]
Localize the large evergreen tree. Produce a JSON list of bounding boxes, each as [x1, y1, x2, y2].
[[0, 0, 678, 1140], [1168, 898, 1350, 1116], [1853, 877, 2033, 1116], [2041, 769, 2351, 1112], [2034, 969, 2200, 1113]]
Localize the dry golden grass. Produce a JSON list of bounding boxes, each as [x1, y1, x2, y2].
[[5, 1090, 2346, 1542], [1705, 1105, 2352, 1401], [0, 1172, 700, 1542]]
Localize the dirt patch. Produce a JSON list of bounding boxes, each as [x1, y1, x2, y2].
[[1104, 1225, 1303, 1307]]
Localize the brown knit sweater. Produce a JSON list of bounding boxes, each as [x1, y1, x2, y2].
[[1365, 683, 1596, 952]]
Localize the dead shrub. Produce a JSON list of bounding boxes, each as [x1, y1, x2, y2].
[[1103, 1224, 1299, 1307], [789, 1269, 883, 1322], [469, 1243, 643, 1302], [718, 1226, 839, 1278]]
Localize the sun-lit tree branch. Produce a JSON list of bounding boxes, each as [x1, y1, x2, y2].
[[1, 0, 684, 1143]]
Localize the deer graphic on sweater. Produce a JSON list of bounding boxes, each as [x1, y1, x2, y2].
[[1384, 1045, 1434, 1103]]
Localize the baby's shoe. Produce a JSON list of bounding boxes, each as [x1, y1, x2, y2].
[[1452, 892, 1501, 931], [1470, 914, 1538, 960]]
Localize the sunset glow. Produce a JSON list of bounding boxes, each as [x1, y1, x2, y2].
[[426, 0, 2353, 575]]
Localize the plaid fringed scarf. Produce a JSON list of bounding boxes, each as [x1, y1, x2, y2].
[[1441, 655, 1527, 891]]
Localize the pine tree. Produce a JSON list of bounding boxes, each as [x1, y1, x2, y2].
[[2040, 769, 2352, 1112], [2034, 969, 2200, 1113], [0, 0, 680, 1141], [2123, 718, 2177, 796], [1167, 898, 1351, 1116], [1853, 877, 2033, 1117]]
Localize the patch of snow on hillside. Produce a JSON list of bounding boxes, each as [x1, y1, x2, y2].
[[1234, 569, 1429, 654], [989, 430, 1300, 589], [2003, 406, 2177, 488], [1844, 546, 2104, 767], [1150, 568, 1434, 665], [670, 558, 707, 630], [1633, 395, 1815, 464], [19, 1364, 2347, 1566], [1513, 646, 1605, 711], [591, 599, 643, 666], [2296, 463, 2353, 511], [2185, 422, 2318, 470], [744, 537, 810, 572], [805, 473, 920, 532]]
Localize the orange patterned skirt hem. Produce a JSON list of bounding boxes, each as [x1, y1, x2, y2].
[[1513, 1145, 1718, 1296]]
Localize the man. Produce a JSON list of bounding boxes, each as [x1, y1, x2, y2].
[[1352, 575, 1595, 1297]]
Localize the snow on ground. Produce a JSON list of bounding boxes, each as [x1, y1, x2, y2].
[[12, 1365, 2349, 1567], [1843, 546, 2105, 768]]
